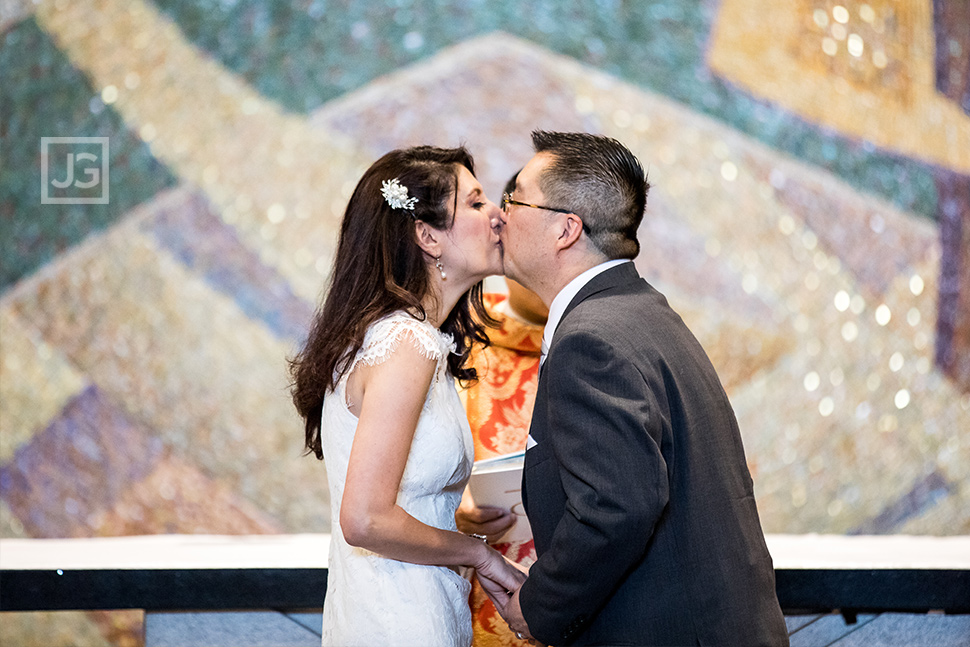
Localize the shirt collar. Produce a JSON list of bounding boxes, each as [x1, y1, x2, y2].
[[540, 259, 630, 363]]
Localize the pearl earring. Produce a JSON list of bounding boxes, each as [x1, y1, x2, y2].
[[435, 256, 447, 281]]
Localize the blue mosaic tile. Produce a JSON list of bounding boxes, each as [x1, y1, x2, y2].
[[850, 471, 956, 534], [770, 167, 936, 297], [0, 385, 164, 537], [141, 190, 315, 341], [934, 169, 970, 391], [933, 0, 970, 114], [0, 17, 176, 292]]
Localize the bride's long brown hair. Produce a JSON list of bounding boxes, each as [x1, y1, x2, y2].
[[289, 146, 493, 459]]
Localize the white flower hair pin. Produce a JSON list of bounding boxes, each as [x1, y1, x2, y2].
[[381, 178, 418, 211]]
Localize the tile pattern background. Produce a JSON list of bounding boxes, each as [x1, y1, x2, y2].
[[1, 1, 968, 644]]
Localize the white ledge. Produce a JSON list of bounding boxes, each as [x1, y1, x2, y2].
[[0, 534, 331, 571], [765, 534, 970, 570]]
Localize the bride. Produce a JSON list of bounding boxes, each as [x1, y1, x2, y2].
[[289, 145, 525, 646]]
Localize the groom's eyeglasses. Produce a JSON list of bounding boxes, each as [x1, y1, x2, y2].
[[502, 192, 591, 234]]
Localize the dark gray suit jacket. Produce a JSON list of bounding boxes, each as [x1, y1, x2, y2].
[[519, 263, 788, 646]]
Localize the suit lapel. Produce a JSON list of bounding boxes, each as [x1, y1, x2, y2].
[[524, 262, 641, 546], [530, 262, 640, 435]]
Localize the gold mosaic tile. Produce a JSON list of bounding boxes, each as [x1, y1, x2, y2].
[[0, 499, 26, 537], [6, 202, 329, 532], [875, 258, 970, 482], [35, 0, 371, 303], [727, 258, 967, 533], [792, 0, 921, 95], [90, 455, 281, 535], [708, 0, 970, 173], [0, 611, 112, 647], [672, 300, 796, 399], [724, 251, 961, 532], [0, 308, 88, 462], [87, 611, 142, 647]]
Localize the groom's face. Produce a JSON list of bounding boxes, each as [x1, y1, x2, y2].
[[498, 153, 558, 288]]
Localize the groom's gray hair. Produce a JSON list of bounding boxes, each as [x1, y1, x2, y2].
[[531, 130, 649, 260]]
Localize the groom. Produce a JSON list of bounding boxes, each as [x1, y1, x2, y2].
[[493, 131, 788, 646]]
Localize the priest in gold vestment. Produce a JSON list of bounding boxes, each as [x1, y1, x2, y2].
[[458, 280, 547, 647]]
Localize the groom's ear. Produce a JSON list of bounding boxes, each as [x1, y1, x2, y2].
[[554, 213, 584, 251], [414, 220, 441, 257]]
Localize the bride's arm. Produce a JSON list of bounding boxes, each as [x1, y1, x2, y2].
[[339, 338, 522, 592]]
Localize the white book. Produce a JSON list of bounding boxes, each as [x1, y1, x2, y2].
[[468, 451, 533, 543]]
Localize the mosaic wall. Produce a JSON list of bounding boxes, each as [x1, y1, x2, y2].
[[1, 0, 968, 644]]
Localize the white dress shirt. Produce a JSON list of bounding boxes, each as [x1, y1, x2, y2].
[[540, 259, 631, 365]]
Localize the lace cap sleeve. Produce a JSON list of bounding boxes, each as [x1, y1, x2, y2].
[[351, 312, 454, 373]]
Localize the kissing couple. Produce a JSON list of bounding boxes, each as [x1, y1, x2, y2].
[[290, 131, 788, 647]]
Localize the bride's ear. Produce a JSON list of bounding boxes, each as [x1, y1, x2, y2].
[[414, 220, 441, 258]]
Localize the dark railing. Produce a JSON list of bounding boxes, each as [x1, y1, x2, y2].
[[2, 534, 968, 614]]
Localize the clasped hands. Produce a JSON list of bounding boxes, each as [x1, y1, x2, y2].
[[458, 502, 539, 644]]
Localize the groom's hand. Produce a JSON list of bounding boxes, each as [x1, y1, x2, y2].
[[477, 572, 514, 613], [476, 554, 525, 611], [476, 555, 527, 600], [503, 586, 537, 644], [476, 566, 538, 645]]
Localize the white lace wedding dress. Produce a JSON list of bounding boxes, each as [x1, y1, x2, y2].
[[320, 311, 475, 647]]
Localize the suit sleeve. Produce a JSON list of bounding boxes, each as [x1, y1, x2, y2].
[[519, 329, 669, 645]]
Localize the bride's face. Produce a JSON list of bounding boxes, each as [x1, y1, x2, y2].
[[437, 165, 504, 285]]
